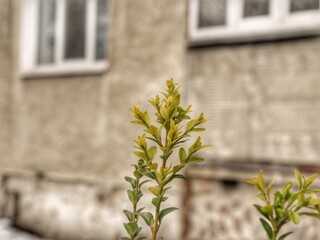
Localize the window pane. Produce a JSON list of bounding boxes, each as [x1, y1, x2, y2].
[[64, 0, 86, 59], [244, 0, 269, 18], [95, 0, 107, 60], [198, 0, 227, 28], [291, 0, 319, 12], [38, 0, 56, 64]]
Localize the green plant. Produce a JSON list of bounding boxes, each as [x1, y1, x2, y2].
[[122, 79, 210, 240], [247, 169, 320, 240]]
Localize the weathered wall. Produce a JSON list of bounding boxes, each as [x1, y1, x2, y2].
[[0, 0, 187, 239], [0, 0, 17, 166], [21, 75, 108, 176], [4, 0, 188, 180], [189, 37, 320, 165], [184, 167, 320, 240], [2, 0, 320, 239], [104, 0, 187, 179], [0, 170, 182, 240]]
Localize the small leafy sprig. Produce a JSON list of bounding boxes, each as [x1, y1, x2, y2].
[[247, 169, 320, 240], [122, 79, 210, 240]]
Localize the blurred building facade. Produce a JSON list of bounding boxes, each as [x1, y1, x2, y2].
[[0, 0, 320, 239]]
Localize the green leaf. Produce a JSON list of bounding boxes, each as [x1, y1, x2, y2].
[[139, 180, 151, 188], [295, 169, 303, 190], [120, 237, 131, 240], [190, 128, 206, 132], [305, 174, 319, 188], [127, 190, 141, 204], [246, 177, 258, 186], [254, 204, 270, 219], [257, 170, 265, 192], [133, 151, 148, 161], [282, 182, 293, 197], [187, 156, 204, 163], [160, 106, 169, 120], [125, 176, 137, 189], [123, 210, 133, 221], [148, 186, 160, 196], [186, 120, 196, 131], [288, 211, 300, 224], [134, 170, 143, 179], [137, 237, 148, 240], [296, 192, 305, 208], [278, 232, 293, 240], [143, 112, 150, 126], [261, 205, 274, 217], [149, 163, 158, 171], [274, 191, 283, 205], [267, 178, 277, 195], [147, 146, 157, 160], [127, 190, 135, 204], [123, 222, 139, 237], [160, 151, 172, 161], [159, 207, 178, 224], [171, 174, 188, 182], [306, 198, 320, 206], [256, 192, 267, 202], [148, 125, 158, 137], [275, 208, 287, 219], [173, 165, 183, 174], [179, 148, 186, 163], [140, 212, 154, 227], [130, 120, 144, 126], [137, 207, 145, 213], [260, 218, 273, 240], [144, 172, 157, 180], [151, 195, 168, 208]]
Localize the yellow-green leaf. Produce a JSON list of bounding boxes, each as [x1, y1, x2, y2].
[[257, 170, 265, 192], [305, 174, 319, 188], [246, 177, 258, 186], [159, 207, 178, 224], [149, 163, 158, 171], [179, 148, 186, 163], [133, 151, 148, 161], [288, 211, 300, 224], [130, 120, 144, 126], [295, 169, 303, 190], [187, 156, 204, 163], [148, 186, 160, 196], [147, 146, 157, 160]]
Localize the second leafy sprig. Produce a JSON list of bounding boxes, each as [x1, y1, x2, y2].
[[122, 79, 210, 240], [247, 169, 320, 240]]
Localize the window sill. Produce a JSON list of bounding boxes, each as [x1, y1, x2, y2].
[[188, 25, 320, 47], [20, 62, 109, 79]]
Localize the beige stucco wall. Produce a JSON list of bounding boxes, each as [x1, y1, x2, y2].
[[0, 0, 187, 239], [189, 37, 320, 166], [104, 0, 188, 179], [0, 0, 15, 166], [1, 0, 320, 239], [3, 0, 188, 181]]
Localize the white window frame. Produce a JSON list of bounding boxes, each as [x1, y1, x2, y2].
[[188, 0, 320, 46], [20, 0, 109, 78]]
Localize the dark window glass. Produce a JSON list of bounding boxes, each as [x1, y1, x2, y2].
[[96, 0, 107, 60], [198, 0, 227, 28], [38, 0, 56, 64], [244, 0, 269, 18], [64, 0, 86, 59], [291, 0, 319, 12]]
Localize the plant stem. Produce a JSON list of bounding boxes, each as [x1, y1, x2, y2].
[[151, 185, 164, 240], [271, 219, 278, 240], [151, 205, 160, 240]]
